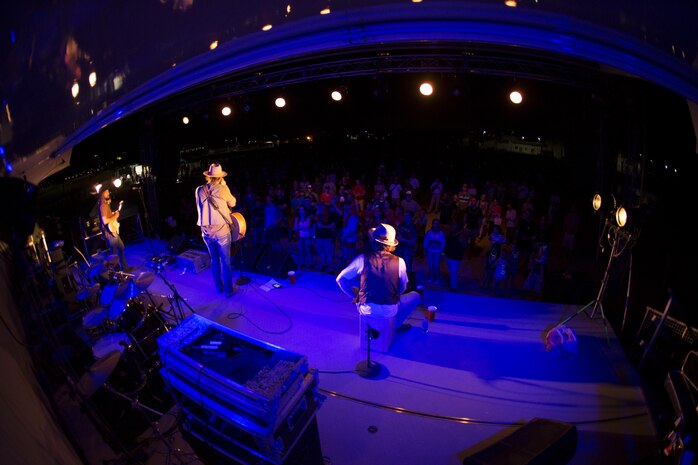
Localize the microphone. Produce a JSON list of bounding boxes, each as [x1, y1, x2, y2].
[[366, 323, 380, 340]]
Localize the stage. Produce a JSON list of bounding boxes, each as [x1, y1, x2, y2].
[[58, 238, 659, 465]]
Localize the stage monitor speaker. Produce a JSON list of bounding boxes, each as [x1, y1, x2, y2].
[[461, 418, 577, 465], [255, 249, 297, 279], [232, 244, 265, 272], [166, 233, 188, 255]]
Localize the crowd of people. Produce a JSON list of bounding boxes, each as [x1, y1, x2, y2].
[[167, 155, 588, 301]]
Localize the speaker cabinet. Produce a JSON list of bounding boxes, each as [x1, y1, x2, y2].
[[461, 418, 577, 465], [255, 249, 297, 279], [166, 233, 188, 255]]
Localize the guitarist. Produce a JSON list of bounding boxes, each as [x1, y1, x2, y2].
[[98, 188, 132, 272], [195, 163, 237, 297]]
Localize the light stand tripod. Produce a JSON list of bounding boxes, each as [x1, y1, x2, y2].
[[355, 324, 382, 378], [155, 268, 195, 322], [548, 222, 630, 347], [234, 236, 251, 285]]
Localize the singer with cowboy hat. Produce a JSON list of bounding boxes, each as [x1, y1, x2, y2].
[[336, 223, 422, 331], [196, 163, 237, 297]]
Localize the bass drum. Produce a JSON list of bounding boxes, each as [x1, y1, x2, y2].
[[126, 307, 171, 374]]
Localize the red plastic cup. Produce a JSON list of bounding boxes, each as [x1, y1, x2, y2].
[[288, 270, 297, 285], [426, 305, 437, 322]]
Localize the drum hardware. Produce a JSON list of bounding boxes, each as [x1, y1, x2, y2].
[[113, 271, 155, 301], [75, 350, 122, 399]]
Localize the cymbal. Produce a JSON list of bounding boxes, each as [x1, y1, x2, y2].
[[86, 257, 105, 278], [76, 283, 100, 300], [113, 272, 155, 300], [76, 350, 121, 398], [133, 271, 155, 288]]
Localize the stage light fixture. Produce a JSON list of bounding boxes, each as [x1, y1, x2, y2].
[[182, 116, 190, 125], [209, 40, 218, 50], [262, 24, 272, 31], [320, 8, 331, 15], [331, 90, 343, 101], [419, 82, 433, 96], [88, 71, 97, 87], [592, 194, 602, 211], [509, 90, 523, 104], [113, 178, 122, 188], [94, 183, 103, 193], [275, 97, 286, 108], [615, 206, 628, 228], [71, 82, 80, 98], [221, 106, 232, 116]]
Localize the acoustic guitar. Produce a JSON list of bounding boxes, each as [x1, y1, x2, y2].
[[230, 212, 247, 242]]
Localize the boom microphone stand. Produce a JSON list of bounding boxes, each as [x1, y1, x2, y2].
[[155, 268, 195, 322], [132, 184, 156, 258]]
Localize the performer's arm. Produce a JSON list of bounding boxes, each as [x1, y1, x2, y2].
[[100, 202, 118, 226]]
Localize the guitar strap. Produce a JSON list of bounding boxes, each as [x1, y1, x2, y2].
[[201, 184, 232, 226]]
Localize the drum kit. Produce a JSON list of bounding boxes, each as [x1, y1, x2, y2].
[[74, 257, 175, 430], [69, 256, 181, 452]]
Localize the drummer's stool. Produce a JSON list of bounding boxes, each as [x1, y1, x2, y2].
[[359, 313, 395, 353]]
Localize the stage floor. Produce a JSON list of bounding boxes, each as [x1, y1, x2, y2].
[[61, 239, 659, 465]]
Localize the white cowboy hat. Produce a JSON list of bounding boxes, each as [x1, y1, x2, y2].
[[203, 163, 227, 177], [369, 223, 399, 247]]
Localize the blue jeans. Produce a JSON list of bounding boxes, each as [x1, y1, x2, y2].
[[104, 232, 128, 270], [202, 226, 233, 294]]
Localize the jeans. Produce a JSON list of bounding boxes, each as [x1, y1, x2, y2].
[[202, 226, 233, 294], [104, 233, 128, 270]]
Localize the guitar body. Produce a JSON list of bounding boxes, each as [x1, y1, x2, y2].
[[108, 220, 120, 236], [230, 212, 247, 242]]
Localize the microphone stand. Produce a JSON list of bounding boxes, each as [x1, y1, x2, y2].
[[155, 268, 195, 322], [234, 236, 251, 285], [355, 324, 382, 378], [133, 184, 156, 258]]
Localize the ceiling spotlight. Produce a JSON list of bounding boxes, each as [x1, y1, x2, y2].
[[209, 40, 219, 50], [320, 8, 331, 15], [509, 91, 523, 104], [94, 183, 103, 194], [88, 71, 97, 87], [275, 97, 286, 108], [262, 24, 273, 31], [71, 82, 80, 98], [419, 82, 433, 96], [592, 194, 602, 211], [331, 90, 343, 101], [113, 178, 122, 188], [182, 116, 190, 125], [505, 0, 518, 6], [221, 106, 232, 116]]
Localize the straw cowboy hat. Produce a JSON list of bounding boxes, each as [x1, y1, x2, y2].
[[369, 223, 399, 247], [203, 163, 227, 177]]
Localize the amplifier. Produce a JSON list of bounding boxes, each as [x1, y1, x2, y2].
[[176, 249, 211, 274]]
